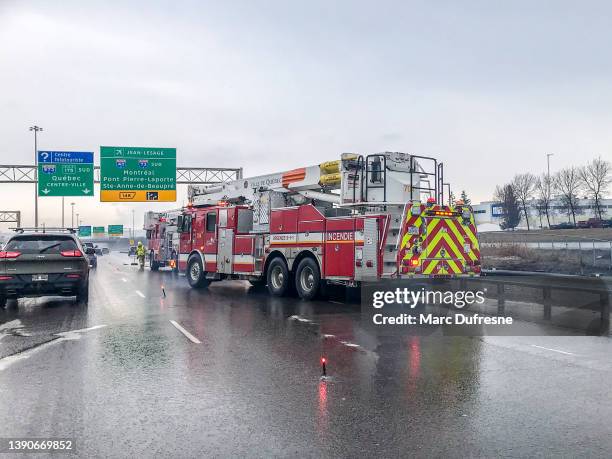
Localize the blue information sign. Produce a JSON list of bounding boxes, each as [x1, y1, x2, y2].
[[38, 151, 94, 164]]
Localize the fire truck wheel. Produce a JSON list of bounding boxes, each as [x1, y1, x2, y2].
[[187, 255, 210, 288], [267, 258, 290, 297], [149, 252, 159, 271], [295, 258, 321, 300]]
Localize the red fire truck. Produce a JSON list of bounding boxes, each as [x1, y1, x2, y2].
[[171, 152, 480, 300], [144, 210, 182, 271]]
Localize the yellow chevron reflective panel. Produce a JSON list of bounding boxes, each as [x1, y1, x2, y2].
[[399, 203, 481, 277]]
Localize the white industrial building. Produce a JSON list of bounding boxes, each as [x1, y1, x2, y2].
[[472, 197, 612, 229]]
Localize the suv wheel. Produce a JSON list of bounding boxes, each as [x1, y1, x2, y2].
[[77, 281, 89, 304], [267, 257, 290, 297], [187, 255, 210, 289]]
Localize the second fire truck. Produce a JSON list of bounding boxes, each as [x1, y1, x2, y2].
[[166, 152, 480, 300], [144, 210, 182, 271]]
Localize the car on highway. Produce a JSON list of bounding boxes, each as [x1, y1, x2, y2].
[[577, 218, 607, 229], [83, 242, 98, 268], [101, 247, 110, 255], [0, 229, 92, 307], [550, 222, 575, 229]]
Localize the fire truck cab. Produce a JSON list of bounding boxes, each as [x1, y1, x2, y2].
[[144, 210, 181, 271], [174, 152, 481, 300]]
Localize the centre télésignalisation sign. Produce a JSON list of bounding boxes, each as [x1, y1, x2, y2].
[[100, 146, 176, 202]]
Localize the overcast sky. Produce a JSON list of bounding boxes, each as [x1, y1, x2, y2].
[[1, 0, 611, 229]]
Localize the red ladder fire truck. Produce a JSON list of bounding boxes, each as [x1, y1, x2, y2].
[[172, 152, 480, 300]]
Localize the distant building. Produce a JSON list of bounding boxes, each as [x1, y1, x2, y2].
[[473, 197, 612, 228]]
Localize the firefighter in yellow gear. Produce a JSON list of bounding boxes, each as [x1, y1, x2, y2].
[[136, 241, 146, 269]]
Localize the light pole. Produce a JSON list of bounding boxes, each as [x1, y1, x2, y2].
[[29, 125, 43, 227], [76, 213, 79, 228], [132, 209, 135, 240], [71, 203, 75, 228], [61, 197, 65, 227], [546, 153, 554, 179]]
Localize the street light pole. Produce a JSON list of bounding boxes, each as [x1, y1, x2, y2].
[[76, 213, 79, 228], [29, 125, 43, 227], [62, 197, 65, 227], [132, 209, 135, 239], [71, 203, 75, 228], [546, 153, 554, 179]]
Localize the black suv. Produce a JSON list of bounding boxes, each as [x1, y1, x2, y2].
[[0, 229, 92, 307]]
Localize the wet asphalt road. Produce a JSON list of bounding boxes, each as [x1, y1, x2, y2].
[[1, 254, 612, 457]]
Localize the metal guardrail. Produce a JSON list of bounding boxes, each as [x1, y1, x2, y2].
[[0, 165, 242, 184], [482, 237, 612, 270], [455, 271, 612, 334]]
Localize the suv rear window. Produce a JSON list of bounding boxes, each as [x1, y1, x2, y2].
[[5, 236, 78, 254]]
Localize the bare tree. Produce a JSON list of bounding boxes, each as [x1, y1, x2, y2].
[[554, 167, 582, 225], [511, 173, 536, 230], [494, 184, 521, 230], [579, 157, 611, 220], [535, 173, 553, 228], [460, 190, 471, 205]]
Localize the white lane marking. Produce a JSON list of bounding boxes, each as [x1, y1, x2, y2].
[[0, 324, 108, 371], [329, 301, 344, 305], [289, 315, 313, 323], [530, 344, 575, 356], [121, 278, 128, 282], [340, 341, 361, 349], [169, 320, 201, 344], [322, 334, 336, 339], [135, 290, 146, 298], [0, 319, 31, 339]]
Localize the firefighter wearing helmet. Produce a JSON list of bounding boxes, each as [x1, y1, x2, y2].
[[136, 241, 146, 269]]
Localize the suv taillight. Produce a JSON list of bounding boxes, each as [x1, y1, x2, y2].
[[0, 251, 20, 258], [60, 250, 83, 257]]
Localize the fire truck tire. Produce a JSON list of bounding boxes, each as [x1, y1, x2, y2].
[[187, 255, 210, 289], [248, 279, 265, 287], [295, 258, 321, 300], [266, 258, 290, 297], [149, 251, 159, 271]]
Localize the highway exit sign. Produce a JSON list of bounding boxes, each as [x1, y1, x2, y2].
[[108, 225, 124, 236], [38, 151, 94, 197], [100, 146, 176, 202], [78, 225, 92, 237], [93, 226, 105, 235]]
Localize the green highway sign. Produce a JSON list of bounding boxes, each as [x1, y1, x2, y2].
[[38, 151, 94, 197], [78, 226, 92, 237], [100, 146, 176, 202], [108, 225, 124, 236], [93, 226, 105, 235]]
